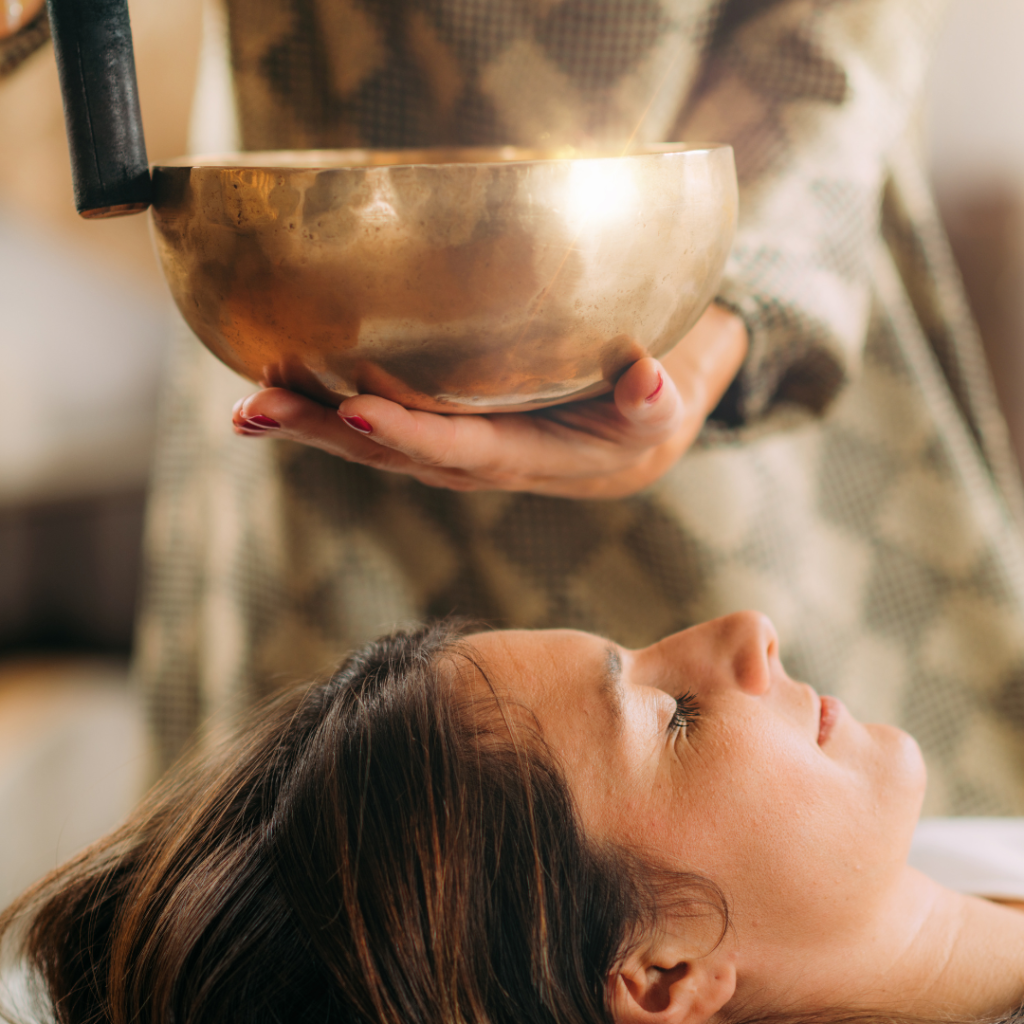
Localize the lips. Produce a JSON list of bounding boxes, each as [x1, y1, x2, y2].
[[817, 695, 842, 746]]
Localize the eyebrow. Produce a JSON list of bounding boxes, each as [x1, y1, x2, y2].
[[598, 646, 625, 725]]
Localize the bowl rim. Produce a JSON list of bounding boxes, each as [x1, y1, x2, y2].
[[152, 142, 733, 174]]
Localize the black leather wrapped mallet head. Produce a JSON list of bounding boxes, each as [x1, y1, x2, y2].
[[45, 0, 152, 218]]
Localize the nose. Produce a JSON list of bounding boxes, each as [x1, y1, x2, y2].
[[716, 611, 778, 695], [651, 611, 778, 697]]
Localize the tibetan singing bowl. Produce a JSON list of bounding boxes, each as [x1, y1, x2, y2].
[[150, 144, 737, 412]]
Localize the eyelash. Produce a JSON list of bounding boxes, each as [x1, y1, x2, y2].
[[668, 692, 700, 734]]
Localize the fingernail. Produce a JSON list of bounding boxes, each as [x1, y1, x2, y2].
[[341, 414, 373, 435], [245, 415, 280, 428], [645, 371, 664, 404]]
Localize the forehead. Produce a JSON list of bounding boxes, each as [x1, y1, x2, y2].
[[461, 629, 664, 833], [463, 629, 620, 716]]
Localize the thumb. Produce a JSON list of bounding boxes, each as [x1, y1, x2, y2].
[[613, 357, 686, 439]]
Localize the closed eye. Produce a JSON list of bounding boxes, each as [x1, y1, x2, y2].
[[668, 692, 700, 734]]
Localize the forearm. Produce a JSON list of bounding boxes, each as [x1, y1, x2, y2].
[[682, 0, 950, 424]]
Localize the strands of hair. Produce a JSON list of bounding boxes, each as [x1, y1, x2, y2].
[[0, 622, 1020, 1024]]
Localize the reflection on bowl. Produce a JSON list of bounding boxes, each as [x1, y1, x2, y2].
[[150, 144, 737, 413]]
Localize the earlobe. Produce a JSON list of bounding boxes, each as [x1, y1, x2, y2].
[[608, 949, 737, 1024]]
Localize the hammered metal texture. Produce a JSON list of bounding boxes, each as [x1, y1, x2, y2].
[[150, 144, 736, 412]]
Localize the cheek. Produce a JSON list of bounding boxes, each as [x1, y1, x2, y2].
[[641, 731, 823, 869], [642, 731, 908, 940]]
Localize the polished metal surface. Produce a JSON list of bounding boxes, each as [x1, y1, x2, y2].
[[150, 144, 737, 412]]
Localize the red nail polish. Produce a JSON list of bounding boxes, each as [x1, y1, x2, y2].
[[645, 372, 664, 404], [342, 414, 373, 435], [245, 414, 280, 428]]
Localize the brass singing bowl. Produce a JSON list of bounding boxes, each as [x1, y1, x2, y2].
[[150, 144, 737, 412]]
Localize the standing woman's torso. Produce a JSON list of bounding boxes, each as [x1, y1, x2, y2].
[[221, 0, 723, 151]]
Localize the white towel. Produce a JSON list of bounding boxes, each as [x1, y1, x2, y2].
[[910, 818, 1024, 900]]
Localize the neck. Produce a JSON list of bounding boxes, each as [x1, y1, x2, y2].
[[870, 869, 1024, 1019], [736, 867, 1024, 1021]]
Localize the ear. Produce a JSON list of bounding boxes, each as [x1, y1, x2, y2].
[[607, 939, 736, 1024]]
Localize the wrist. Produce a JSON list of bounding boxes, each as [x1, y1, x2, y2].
[[650, 304, 748, 477], [661, 303, 748, 424]]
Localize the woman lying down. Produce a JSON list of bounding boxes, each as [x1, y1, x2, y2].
[[2, 614, 1024, 1024]]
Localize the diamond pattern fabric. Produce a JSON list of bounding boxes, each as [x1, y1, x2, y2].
[[136, 0, 1024, 813]]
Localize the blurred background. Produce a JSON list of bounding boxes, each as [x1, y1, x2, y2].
[[1, 0, 1023, 906], [0, 0, 201, 907]]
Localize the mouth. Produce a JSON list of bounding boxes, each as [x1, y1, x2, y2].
[[817, 695, 843, 746]]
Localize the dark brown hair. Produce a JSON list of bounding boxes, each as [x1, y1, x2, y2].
[[0, 622, 719, 1024], [0, 622, 1020, 1024]]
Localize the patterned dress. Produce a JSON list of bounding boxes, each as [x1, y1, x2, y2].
[[11, 1, 1024, 812]]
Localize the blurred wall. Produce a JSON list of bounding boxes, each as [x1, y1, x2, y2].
[[926, 0, 1024, 473], [0, 0, 203, 290], [0, 659, 145, 907], [927, 0, 1024, 186], [0, 0, 201, 652]]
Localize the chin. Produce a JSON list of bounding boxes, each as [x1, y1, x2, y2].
[[895, 726, 927, 791], [871, 723, 928, 836]]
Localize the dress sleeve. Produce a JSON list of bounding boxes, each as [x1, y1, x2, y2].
[[679, 0, 950, 425], [0, 4, 50, 78]]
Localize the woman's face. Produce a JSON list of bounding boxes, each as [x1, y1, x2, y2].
[[465, 613, 926, 988]]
